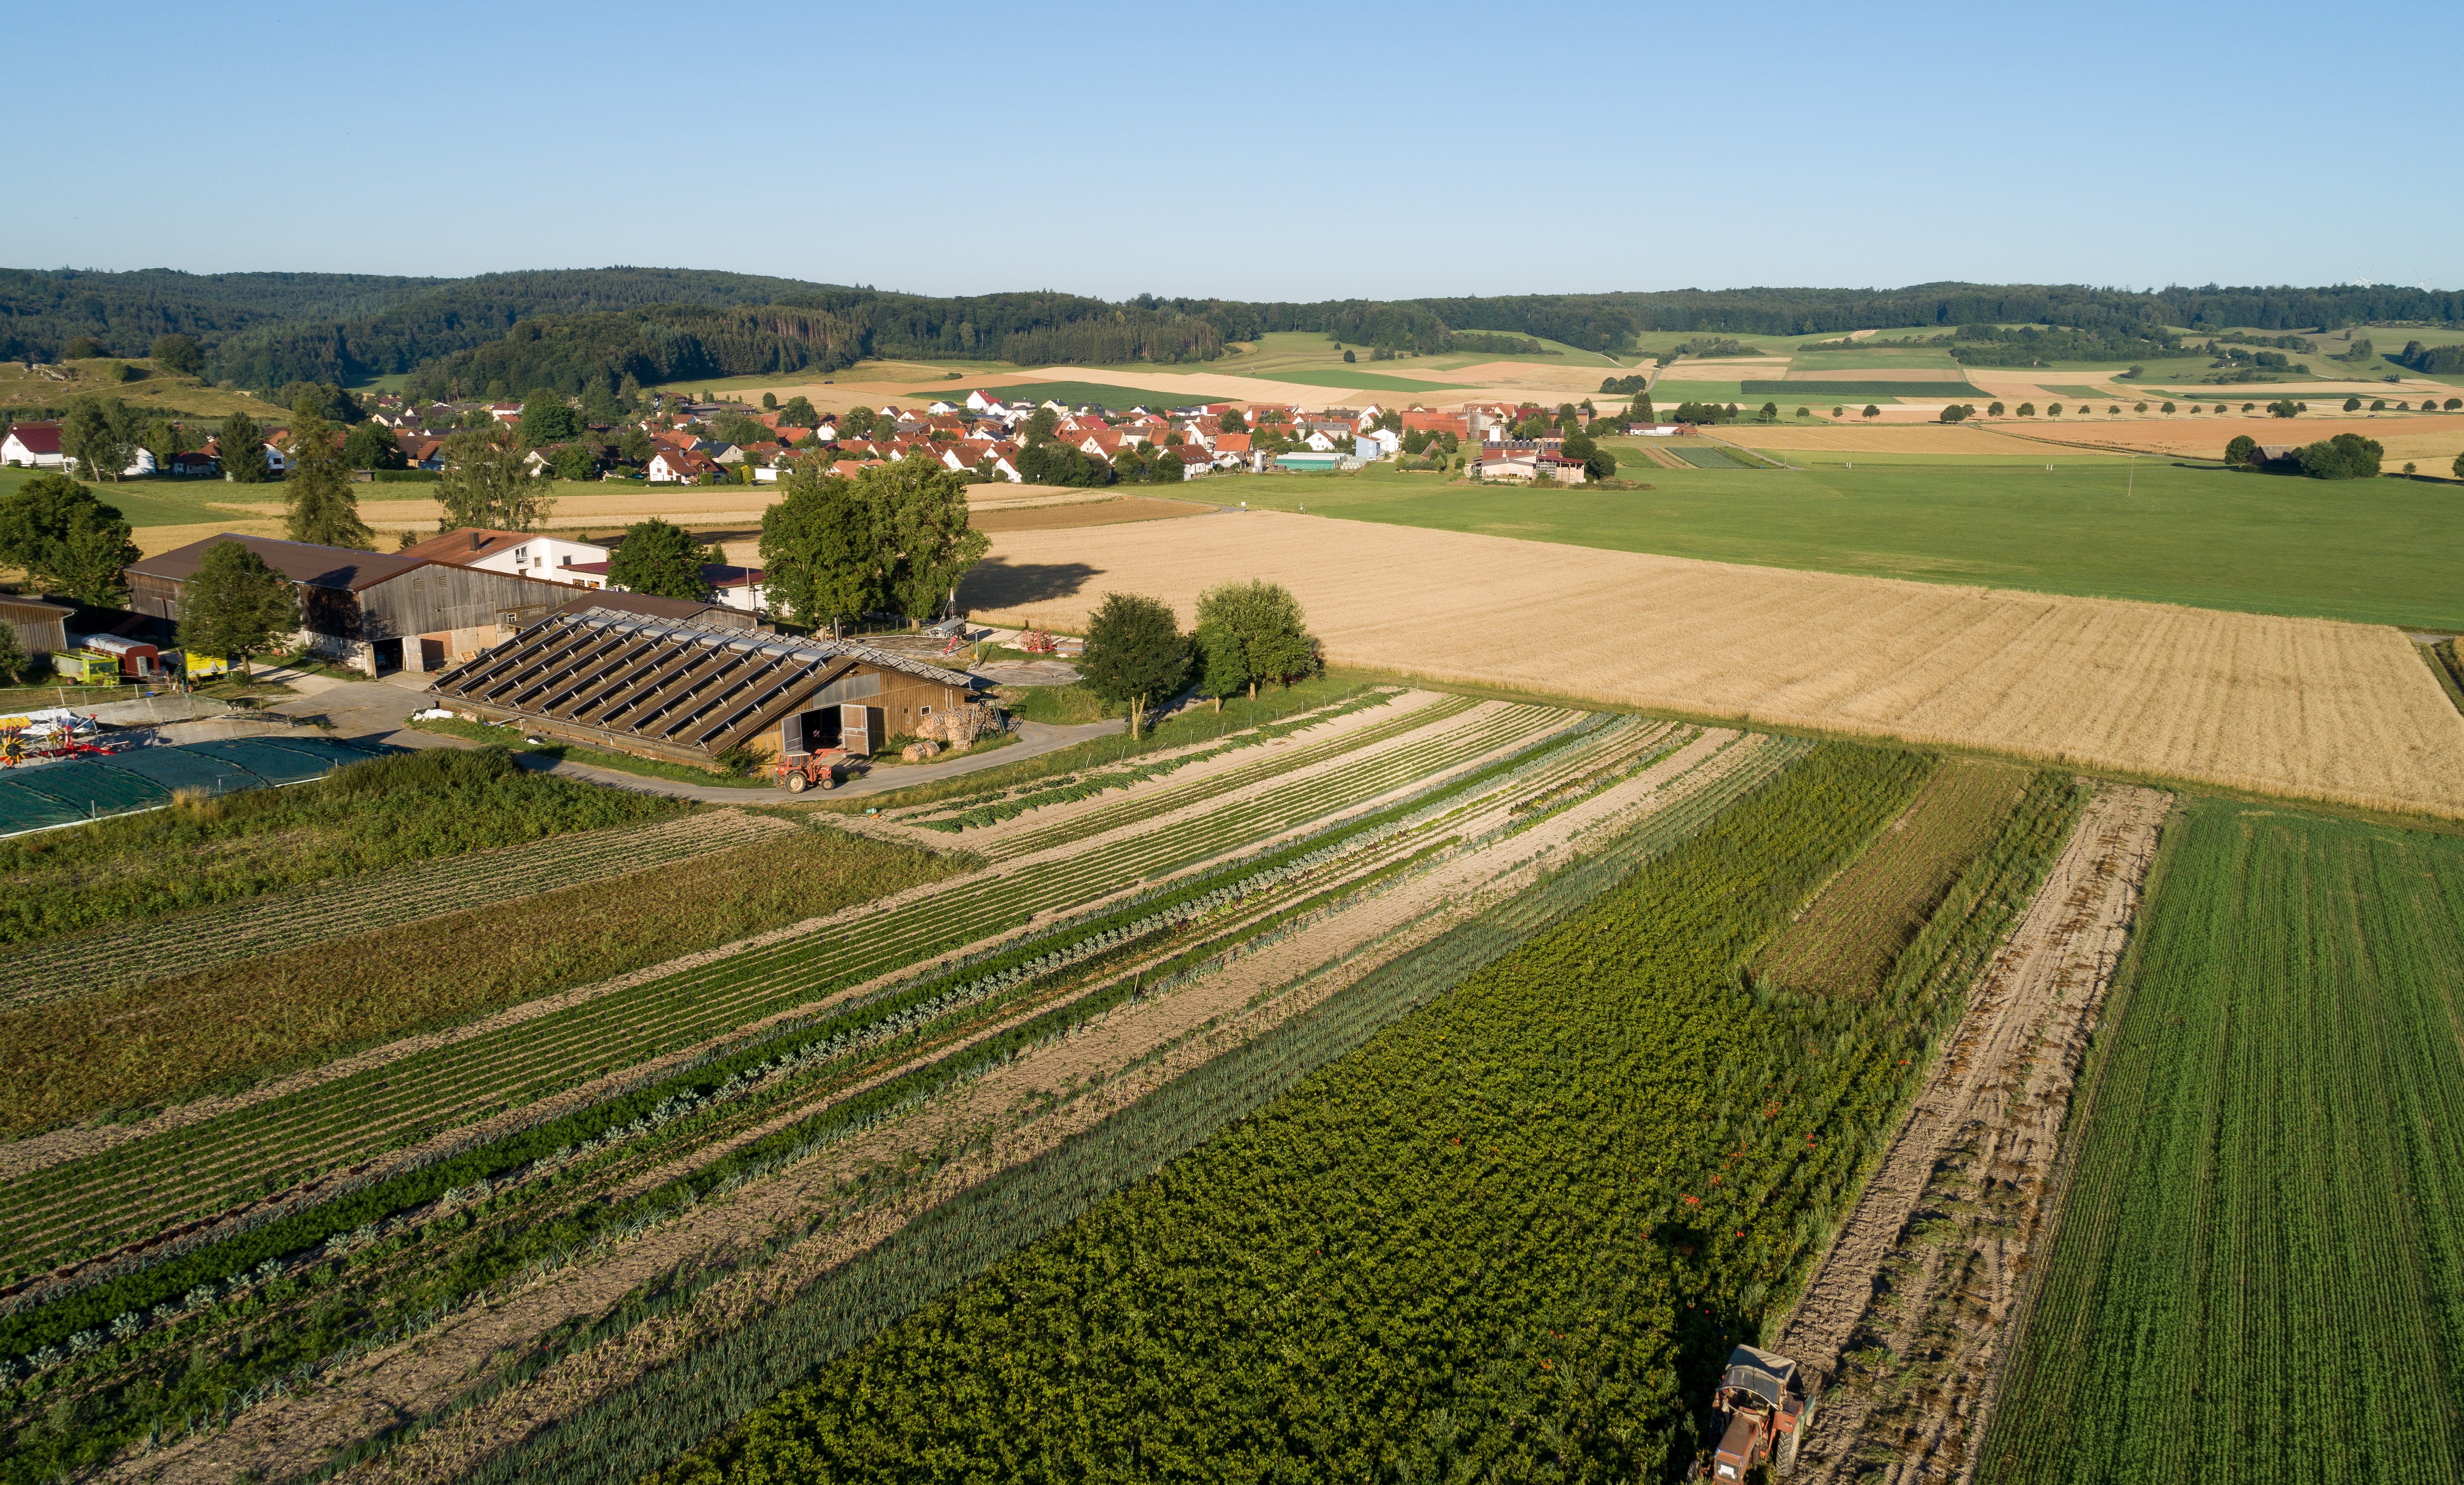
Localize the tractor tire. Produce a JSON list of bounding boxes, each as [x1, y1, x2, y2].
[[1776, 1423, 1800, 1479], [784, 770, 809, 794], [819, 771, 837, 790]]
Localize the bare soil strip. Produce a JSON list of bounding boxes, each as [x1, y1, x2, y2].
[[109, 729, 1750, 1485], [1779, 784, 2169, 1483]]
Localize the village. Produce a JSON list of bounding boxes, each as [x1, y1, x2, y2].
[[0, 382, 1612, 490]]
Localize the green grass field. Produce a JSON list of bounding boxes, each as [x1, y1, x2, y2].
[[1978, 798, 2464, 1483], [1787, 348, 1964, 371], [0, 467, 263, 529], [1232, 367, 1456, 393], [1216, 450, 2464, 630]]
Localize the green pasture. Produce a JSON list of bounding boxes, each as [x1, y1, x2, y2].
[[1221, 450, 2464, 630], [1787, 348, 1964, 371], [1236, 367, 1456, 393], [0, 467, 269, 529]]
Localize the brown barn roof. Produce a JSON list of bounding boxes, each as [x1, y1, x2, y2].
[[128, 534, 426, 592], [396, 527, 547, 566]]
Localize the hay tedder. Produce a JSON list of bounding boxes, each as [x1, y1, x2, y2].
[[1689, 1345, 1815, 1481]]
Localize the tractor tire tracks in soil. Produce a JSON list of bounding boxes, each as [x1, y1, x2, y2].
[[1778, 783, 2169, 1485]]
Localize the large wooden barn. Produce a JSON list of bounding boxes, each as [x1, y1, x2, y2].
[[127, 534, 579, 675], [425, 608, 980, 766]]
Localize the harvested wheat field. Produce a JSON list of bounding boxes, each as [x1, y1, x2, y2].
[[2020, 412, 2464, 458], [963, 512, 2464, 818], [970, 496, 1212, 533]]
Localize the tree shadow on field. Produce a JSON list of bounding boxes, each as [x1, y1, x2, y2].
[[959, 558, 1100, 610]]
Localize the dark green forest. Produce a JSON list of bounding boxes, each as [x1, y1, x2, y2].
[[5, 266, 2457, 394]]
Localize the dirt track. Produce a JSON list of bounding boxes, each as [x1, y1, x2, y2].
[[1780, 784, 2169, 1484]]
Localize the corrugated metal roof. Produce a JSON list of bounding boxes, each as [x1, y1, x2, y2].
[[425, 610, 974, 762]]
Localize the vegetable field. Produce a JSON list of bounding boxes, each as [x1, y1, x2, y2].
[[1979, 799, 2464, 1484], [0, 665, 2098, 1485], [635, 747, 2086, 1485], [1753, 759, 2028, 998]]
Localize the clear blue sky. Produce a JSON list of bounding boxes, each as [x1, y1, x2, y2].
[[11, 0, 2457, 300]]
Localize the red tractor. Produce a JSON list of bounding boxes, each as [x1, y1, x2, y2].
[[1691, 1345, 1814, 1481], [774, 703, 883, 793]]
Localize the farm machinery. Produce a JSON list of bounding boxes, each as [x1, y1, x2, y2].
[[0, 712, 114, 769], [773, 702, 886, 793], [1688, 1345, 1815, 1481]]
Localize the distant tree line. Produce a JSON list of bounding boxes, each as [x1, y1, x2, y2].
[[13, 268, 2463, 391]]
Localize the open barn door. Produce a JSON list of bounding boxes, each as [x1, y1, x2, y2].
[[841, 704, 884, 757]]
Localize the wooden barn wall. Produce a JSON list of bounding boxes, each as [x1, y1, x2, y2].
[[358, 567, 574, 641]]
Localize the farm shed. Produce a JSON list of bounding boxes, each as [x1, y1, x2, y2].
[[0, 595, 73, 658], [128, 534, 578, 677], [423, 609, 979, 768]]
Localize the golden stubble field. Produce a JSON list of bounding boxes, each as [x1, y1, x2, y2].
[[963, 512, 2464, 819]]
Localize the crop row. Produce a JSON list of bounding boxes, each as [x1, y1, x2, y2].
[[906, 688, 1413, 834], [1976, 802, 2464, 1484], [0, 811, 797, 1007], [491, 740, 2004, 1485], [0, 704, 1576, 1279], [19, 714, 1731, 1485], [973, 694, 1477, 857], [0, 721, 1657, 1474]]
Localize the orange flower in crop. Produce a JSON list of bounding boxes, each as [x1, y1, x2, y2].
[[1683, 1194, 1700, 1205]]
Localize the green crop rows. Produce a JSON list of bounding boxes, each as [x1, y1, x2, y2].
[[0, 702, 1645, 1479], [0, 810, 794, 1005], [1978, 799, 2464, 1484], [0, 704, 1571, 1282], [469, 746, 2084, 1485]]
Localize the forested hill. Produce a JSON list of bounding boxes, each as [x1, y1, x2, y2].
[[0, 268, 447, 365], [6, 266, 2459, 392]]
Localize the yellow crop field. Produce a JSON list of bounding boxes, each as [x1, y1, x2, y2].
[[964, 512, 2464, 819]]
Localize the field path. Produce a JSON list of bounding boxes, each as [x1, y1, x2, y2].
[[1782, 783, 2169, 1482]]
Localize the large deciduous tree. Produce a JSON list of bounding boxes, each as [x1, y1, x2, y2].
[[518, 387, 581, 446], [607, 518, 715, 601], [869, 459, 989, 625], [178, 539, 299, 681], [1193, 580, 1318, 704], [0, 472, 139, 604], [149, 333, 205, 376], [342, 420, 406, 471], [1081, 592, 1187, 739], [437, 430, 556, 532], [760, 466, 880, 635], [61, 396, 138, 482], [2293, 432, 2383, 481], [282, 394, 374, 549]]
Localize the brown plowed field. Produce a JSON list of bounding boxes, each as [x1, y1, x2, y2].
[[962, 513, 2464, 818]]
